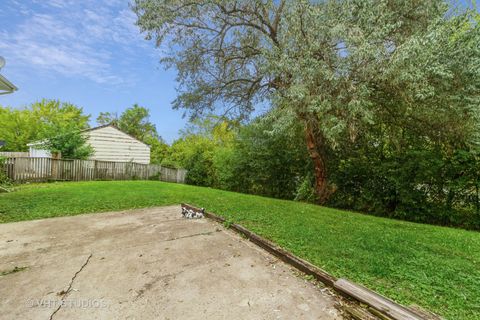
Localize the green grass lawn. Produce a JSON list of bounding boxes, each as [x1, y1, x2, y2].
[[0, 181, 478, 319]]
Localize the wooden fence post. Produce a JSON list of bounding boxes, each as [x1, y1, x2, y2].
[[94, 160, 98, 180]]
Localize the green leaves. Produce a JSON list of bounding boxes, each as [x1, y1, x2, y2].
[[0, 99, 90, 152], [44, 125, 94, 160], [115, 104, 159, 142], [134, 0, 480, 226]]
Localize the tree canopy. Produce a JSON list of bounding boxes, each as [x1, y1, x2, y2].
[[133, 0, 480, 203], [97, 104, 159, 142], [0, 99, 90, 152]]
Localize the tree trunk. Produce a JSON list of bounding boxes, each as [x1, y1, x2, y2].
[[304, 119, 329, 204]]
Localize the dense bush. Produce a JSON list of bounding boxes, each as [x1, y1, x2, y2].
[[329, 148, 480, 229], [162, 117, 313, 200], [222, 120, 311, 199], [164, 116, 480, 230], [327, 121, 480, 229]]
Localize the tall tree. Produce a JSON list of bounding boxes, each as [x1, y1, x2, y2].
[[0, 99, 90, 151], [97, 104, 158, 142], [96, 111, 119, 126], [133, 0, 479, 203], [0, 107, 38, 151]]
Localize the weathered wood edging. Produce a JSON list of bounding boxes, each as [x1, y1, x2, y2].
[[181, 203, 441, 320]]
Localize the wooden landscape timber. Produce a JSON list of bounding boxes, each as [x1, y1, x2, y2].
[[334, 279, 428, 320]]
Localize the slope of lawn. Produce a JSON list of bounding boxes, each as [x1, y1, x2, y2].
[[0, 181, 479, 319]]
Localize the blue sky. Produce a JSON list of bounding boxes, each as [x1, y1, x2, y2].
[[0, 0, 185, 143]]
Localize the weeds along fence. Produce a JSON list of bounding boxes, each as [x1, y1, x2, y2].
[[1, 157, 187, 184]]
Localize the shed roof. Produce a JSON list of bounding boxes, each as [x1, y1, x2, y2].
[[27, 124, 150, 148]]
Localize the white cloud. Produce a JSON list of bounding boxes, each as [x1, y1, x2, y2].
[[0, 0, 154, 85], [42, 0, 71, 8]]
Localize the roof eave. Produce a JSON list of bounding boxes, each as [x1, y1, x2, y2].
[[0, 74, 17, 94]]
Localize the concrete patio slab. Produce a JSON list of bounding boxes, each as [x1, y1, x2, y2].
[[0, 206, 343, 320]]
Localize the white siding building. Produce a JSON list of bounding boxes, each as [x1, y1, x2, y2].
[[28, 124, 151, 164]]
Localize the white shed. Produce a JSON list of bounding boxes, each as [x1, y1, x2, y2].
[[28, 124, 151, 164]]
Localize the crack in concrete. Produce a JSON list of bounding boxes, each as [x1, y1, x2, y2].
[[49, 253, 93, 320], [164, 230, 219, 242], [2, 231, 220, 272]]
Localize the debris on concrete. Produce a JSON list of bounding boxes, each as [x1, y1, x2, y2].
[[181, 205, 205, 219]]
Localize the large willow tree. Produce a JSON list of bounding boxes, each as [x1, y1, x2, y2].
[[133, 0, 479, 203]]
